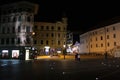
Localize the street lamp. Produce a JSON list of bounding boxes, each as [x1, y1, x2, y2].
[[63, 45, 66, 59], [32, 32, 35, 36], [29, 31, 36, 59]]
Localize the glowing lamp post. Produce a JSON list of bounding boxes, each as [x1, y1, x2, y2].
[[32, 32, 35, 36], [63, 45, 66, 59]]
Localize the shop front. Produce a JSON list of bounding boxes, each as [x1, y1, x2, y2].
[[38, 46, 62, 56], [0, 46, 34, 60]]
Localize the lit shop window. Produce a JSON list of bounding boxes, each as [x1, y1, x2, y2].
[[2, 50, 9, 58], [12, 50, 19, 58]]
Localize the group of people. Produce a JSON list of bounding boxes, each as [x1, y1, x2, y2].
[[75, 53, 80, 61]]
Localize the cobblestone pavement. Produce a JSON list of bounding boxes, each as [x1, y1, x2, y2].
[[0, 55, 120, 80]]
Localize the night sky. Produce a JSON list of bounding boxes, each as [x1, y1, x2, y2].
[[0, 0, 120, 33]]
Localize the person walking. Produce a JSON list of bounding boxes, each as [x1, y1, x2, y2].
[[78, 54, 80, 61], [75, 53, 78, 61]]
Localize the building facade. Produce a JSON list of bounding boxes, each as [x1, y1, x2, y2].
[[79, 22, 120, 56], [0, 1, 38, 59], [33, 17, 67, 55], [0, 1, 68, 59]]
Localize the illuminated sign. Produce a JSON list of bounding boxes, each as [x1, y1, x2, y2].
[[25, 50, 29, 60]]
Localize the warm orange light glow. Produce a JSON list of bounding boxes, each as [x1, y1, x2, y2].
[[32, 32, 35, 35]]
